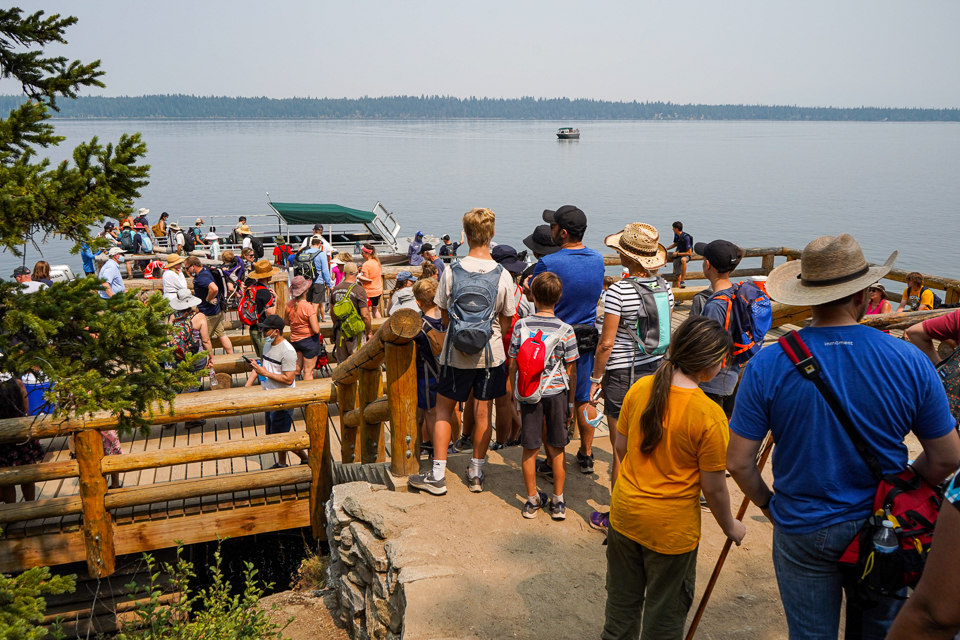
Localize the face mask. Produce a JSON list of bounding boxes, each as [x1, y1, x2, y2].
[[264, 332, 275, 345], [118, 256, 126, 263]]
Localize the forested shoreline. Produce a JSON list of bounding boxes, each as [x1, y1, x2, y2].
[[1, 94, 957, 121]]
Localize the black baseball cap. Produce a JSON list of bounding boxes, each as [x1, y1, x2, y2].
[[491, 244, 526, 275], [12, 266, 30, 277], [418, 243, 435, 255], [313, 223, 323, 231], [694, 240, 742, 273], [257, 314, 286, 333], [542, 205, 587, 237], [523, 224, 560, 255]]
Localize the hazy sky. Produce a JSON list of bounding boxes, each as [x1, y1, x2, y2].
[[10, 0, 960, 107]]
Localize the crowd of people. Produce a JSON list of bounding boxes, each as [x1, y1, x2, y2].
[[5, 200, 960, 639]]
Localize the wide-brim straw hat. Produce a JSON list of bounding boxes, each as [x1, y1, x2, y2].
[[290, 275, 311, 298], [766, 234, 897, 306], [238, 225, 252, 236], [604, 223, 667, 270], [247, 259, 280, 280], [166, 254, 185, 267]]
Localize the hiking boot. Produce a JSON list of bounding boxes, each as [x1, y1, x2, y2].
[[455, 435, 473, 452], [550, 500, 567, 521], [576, 450, 595, 475], [536, 458, 554, 483], [589, 510, 609, 534], [522, 491, 548, 519], [408, 472, 447, 496], [466, 469, 485, 493]]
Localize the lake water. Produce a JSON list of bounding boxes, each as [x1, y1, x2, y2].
[[7, 119, 959, 280]]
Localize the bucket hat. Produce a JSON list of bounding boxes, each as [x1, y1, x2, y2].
[[247, 259, 280, 280], [522, 225, 560, 256], [491, 244, 526, 275], [603, 223, 667, 270], [169, 223, 181, 231], [169, 288, 202, 311], [138, 207, 150, 216], [766, 234, 897, 306], [166, 253, 186, 267], [290, 275, 311, 298], [205, 232, 219, 241]]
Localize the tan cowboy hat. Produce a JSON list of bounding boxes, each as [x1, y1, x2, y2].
[[766, 234, 897, 306], [604, 223, 667, 270], [238, 224, 252, 235], [247, 259, 279, 280], [165, 253, 185, 267]]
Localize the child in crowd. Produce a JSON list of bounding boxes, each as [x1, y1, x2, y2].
[[408, 207, 516, 496], [508, 272, 578, 520], [600, 275, 615, 306], [220, 250, 243, 298], [412, 278, 445, 456]]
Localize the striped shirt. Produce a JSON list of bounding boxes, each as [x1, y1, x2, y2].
[[508, 314, 579, 397], [602, 277, 675, 371]]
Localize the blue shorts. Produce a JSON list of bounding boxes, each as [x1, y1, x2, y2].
[[265, 408, 294, 435], [417, 376, 438, 410], [575, 353, 594, 403]]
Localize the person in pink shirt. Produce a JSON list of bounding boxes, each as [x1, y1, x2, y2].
[[905, 308, 960, 364]]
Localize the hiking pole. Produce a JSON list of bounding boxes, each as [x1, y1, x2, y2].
[[684, 433, 774, 640]]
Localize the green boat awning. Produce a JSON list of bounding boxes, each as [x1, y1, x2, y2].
[[268, 202, 375, 226]]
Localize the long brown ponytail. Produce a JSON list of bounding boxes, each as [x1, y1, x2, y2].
[[638, 315, 733, 454]]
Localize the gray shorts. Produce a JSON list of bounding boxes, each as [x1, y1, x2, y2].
[[667, 251, 688, 273], [307, 282, 327, 305], [603, 360, 662, 419]]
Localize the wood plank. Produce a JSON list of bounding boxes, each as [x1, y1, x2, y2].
[[74, 430, 115, 577]]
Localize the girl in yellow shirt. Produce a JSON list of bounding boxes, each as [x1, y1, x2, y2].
[[602, 315, 746, 640]]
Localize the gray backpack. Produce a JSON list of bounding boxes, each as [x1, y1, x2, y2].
[[621, 276, 672, 358], [445, 262, 503, 363]]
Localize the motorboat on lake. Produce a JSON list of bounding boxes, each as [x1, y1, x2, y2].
[[556, 127, 580, 140]]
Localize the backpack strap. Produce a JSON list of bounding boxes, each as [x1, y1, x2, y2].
[[778, 330, 885, 483]]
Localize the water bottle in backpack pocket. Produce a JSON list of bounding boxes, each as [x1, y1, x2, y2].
[[446, 263, 502, 357]]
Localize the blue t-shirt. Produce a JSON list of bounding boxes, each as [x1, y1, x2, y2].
[[80, 243, 98, 274], [303, 248, 333, 287], [532, 247, 605, 325], [98, 259, 124, 299], [192, 268, 220, 316], [731, 325, 956, 534]]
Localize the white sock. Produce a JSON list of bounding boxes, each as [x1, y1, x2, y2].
[[469, 457, 485, 479], [528, 494, 541, 506], [431, 459, 446, 480], [552, 493, 564, 505]]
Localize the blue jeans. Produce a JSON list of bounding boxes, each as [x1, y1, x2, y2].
[[772, 518, 904, 640]]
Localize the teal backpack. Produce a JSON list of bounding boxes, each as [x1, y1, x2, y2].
[[621, 276, 672, 358]]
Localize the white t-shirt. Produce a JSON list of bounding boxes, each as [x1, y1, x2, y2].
[[300, 235, 333, 259], [434, 256, 516, 369], [261, 338, 297, 391], [242, 236, 253, 251], [163, 268, 188, 297], [18, 281, 47, 294], [602, 276, 675, 370]]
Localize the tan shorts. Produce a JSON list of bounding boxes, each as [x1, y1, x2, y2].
[[206, 311, 226, 338]]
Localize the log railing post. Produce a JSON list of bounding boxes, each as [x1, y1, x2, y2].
[[358, 368, 385, 463], [274, 275, 290, 322], [384, 342, 419, 477], [76, 429, 115, 577], [761, 253, 775, 275], [337, 381, 360, 463], [946, 286, 960, 306], [305, 402, 333, 539]]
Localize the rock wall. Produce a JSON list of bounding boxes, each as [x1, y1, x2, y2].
[[325, 482, 457, 640]]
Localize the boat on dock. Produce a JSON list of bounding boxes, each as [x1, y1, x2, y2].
[[556, 127, 580, 140]]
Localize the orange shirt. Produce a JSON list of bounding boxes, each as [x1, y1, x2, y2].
[[611, 375, 730, 554], [360, 259, 383, 297], [286, 299, 317, 343]]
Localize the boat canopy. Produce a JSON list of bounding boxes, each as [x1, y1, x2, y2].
[[268, 202, 376, 226]]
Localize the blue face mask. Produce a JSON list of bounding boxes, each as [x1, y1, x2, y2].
[[118, 256, 126, 263], [263, 332, 275, 346]]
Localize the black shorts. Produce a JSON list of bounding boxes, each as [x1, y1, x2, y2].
[[292, 334, 322, 359], [520, 393, 569, 450], [603, 360, 662, 419], [307, 282, 327, 305], [368, 294, 381, 309], [436, 363, 507, 403]]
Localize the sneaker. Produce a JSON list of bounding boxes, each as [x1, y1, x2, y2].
[[576, 450, 595, 475], [489, 441, 506, 451], [269, 462, 288, 469], [455, 435, 473, 452], [446, 444, 458, 455], [536, 458, 554, 483], [408, 472, 448, 496], [466, 469, 485, 493], [506, 438, 522, 447], [420, 442, 434, 457], [522, 491, 548, 519], [589, 510, 609, 534], [550, 500, 567, 521], [679, 282, 686, 289]]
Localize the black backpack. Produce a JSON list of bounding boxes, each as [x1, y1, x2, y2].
[[920, 287, 943, 310], [183, 228, 196, 253], [251, 236, 264, 260], [293, 247, 319, 280]]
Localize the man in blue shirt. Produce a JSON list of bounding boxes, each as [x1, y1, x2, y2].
[[532, 205, 605, 474], [305, 236, 333, 322], [185, 256, 234, 354], [727, 234, 960, 640], [98, 247, 126, 298], [665, 220, 693, 288], [418, 243, 445, 277]]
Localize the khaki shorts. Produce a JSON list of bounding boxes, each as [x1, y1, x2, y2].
[[206, 311, 226, 339]]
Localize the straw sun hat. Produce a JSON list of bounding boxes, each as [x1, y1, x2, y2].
[[604, 223, 667, 270], [247, 259, 279, 280], [165, 253, 185, 267], [766, 234, 897, 306]]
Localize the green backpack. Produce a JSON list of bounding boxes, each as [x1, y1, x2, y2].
[[333, 284, 367, 344]]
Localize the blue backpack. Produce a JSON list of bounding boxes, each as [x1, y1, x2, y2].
[[710, 280, 772, 367], [137, 231, 153, 253], [445, 263, 503, 363]]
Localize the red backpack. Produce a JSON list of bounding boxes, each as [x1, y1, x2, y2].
[[513, 318, 565, 404], [238, 283, 275, 326], [501, 284, 524, 352]]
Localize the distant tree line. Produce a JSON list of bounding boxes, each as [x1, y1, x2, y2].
[[0, 94, 957, 121]]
